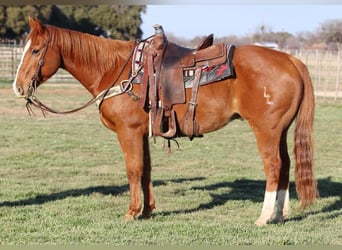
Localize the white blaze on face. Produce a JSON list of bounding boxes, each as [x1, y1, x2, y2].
[[13, 39, 31, 97]]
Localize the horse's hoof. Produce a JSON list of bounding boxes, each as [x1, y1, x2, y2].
[[255, 219, 267, 227], [254, 215, 271, 226], [283, 210, 291, 220], [141, 211, 153, 219], [123, 213, 136, 221], [271, 215, 285, 224]]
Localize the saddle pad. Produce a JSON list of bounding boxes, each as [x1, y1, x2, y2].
[[184, 44, 235, 88], [132, 42, 235, 88]]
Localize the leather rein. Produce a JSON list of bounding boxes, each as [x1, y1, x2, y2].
[[25, 26, 147, 116]]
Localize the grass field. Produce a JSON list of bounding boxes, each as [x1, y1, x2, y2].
[[0, 83, 341, 245]]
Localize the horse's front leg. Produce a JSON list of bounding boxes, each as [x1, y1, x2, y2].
[[141, 135, 156, 219], [117, 127, 155, 220]]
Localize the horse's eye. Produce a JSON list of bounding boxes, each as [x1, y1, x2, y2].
[[32, 49, 40, 56]]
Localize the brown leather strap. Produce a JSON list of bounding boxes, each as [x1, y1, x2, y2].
[[139, 48, 152, 109], [182, 67, 202, 137], [146, 49, 158, 133], [26, 26, 51, 99]]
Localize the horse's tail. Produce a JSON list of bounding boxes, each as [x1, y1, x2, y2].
[[291, 56, 318, 209]]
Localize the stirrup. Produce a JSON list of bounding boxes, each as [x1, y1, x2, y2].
[[153, 109, 177, 139], [160, 110, 177, 138]]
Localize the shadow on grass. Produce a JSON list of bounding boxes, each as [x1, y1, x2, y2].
[[285, 177, 342, 222], [0, 177, 204, 207], [0, 184, 129, 207], [155, 177, 342, 221], [155, 178, 266, 216], [0, 176, 340, 221]]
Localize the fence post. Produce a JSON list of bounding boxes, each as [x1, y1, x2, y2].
[[314, 49, 319, 101], [11, 44, 15, 80], [324, 50, 329, 101], [335, 44, 341, 104]]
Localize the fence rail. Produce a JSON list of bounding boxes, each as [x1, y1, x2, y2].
[[288, 49, 341, 103], [0, 41, 78, 84], [1, 42, 341, 103]]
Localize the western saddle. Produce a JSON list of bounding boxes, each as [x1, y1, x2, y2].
[[139, 24, 235, 141]]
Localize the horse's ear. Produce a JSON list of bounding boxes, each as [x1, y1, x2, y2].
[[28, 16, 44, 33]]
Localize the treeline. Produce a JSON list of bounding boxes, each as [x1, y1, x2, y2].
[[169, 19, 342, 50], [0, 5, 146, 40], [0, 5, 340, 50]]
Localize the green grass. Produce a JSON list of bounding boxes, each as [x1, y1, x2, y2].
[[0, 83, 341, 245]]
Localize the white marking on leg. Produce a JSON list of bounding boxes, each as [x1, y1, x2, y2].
[[283, 189, 290, 217], [261, 191, 276, 214], [13, 39, 31, 96], [255, 191, 276, 226]]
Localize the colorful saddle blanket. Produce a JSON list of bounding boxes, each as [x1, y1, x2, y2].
[[132, 41, 235, 89]]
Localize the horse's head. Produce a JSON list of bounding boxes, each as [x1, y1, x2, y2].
[[13, 17, 61, 99]]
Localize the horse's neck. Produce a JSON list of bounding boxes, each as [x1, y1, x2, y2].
[[59, 37, 134, 96]]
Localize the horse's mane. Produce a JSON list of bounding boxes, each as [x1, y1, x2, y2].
[[34, 25, 135, 74]]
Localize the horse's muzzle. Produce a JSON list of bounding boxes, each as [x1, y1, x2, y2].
[[12, 81, 26, 98]]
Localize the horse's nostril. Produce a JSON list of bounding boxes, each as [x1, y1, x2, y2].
[[17, 87, 24, 95]]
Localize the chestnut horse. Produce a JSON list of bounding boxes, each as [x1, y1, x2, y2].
[[13, 17, 318, 226]]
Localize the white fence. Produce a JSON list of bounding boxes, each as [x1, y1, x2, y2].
[[0, 40, 78, 84], [1, 41, 341, 103], [289, 49, 341, 103]]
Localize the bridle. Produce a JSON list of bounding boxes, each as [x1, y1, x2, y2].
[[25, 27, 50, 101], [24, 26, 148, 116], [25, 26, 104, 116]]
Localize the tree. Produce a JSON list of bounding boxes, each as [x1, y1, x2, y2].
[[0, 5, 146, 40], [318, 19, 342, 50], [57, 5, 146, 40], [0, 6, 6, 35], [0, 5, 53, 39], [252, 27, 293, 49]]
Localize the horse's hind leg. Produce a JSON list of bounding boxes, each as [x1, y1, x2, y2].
[[252, 127, 283, 226], [273, 129, 291, 223]]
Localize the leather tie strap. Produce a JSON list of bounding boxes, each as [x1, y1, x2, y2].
[[182, 67, 202, 138]]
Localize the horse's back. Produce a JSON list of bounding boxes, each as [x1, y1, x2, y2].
[[233, 45, 300, 77]]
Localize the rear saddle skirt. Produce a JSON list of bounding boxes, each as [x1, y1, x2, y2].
[[133, 24, 235, 140]]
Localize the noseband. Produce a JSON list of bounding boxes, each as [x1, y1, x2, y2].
[[25, 26, 51, 101]]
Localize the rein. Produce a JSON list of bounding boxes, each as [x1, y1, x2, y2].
[[25, 95, 98, 116], [25, 52, 135, 116], [25, 27, 152, 116]]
